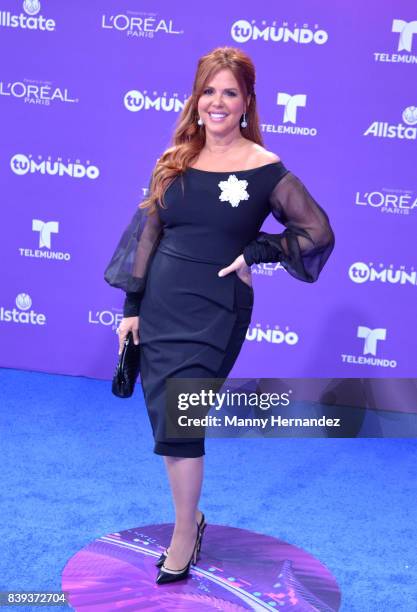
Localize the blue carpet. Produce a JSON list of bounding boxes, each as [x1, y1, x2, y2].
[[0, 368, 416, 611]]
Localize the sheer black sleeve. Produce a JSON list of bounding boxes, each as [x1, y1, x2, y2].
[[243, 172, 335, 282], [104, 205, 163, 317]]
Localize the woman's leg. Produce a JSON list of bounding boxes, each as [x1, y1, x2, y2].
[[162, 455, 204, 570]]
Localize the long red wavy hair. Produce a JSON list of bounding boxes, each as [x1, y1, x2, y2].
[[141, 46, 264, 212]]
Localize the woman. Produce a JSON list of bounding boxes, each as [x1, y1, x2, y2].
[[105, 46, 334, 585]]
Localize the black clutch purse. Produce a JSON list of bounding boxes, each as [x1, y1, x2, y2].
[[112, 332, 141, 398]]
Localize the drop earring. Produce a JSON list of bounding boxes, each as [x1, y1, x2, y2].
[[241, 112, 248, 128], [197, 117, 204, 126]]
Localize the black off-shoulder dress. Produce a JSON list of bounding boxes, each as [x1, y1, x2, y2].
[[105, 161, 335, 457]]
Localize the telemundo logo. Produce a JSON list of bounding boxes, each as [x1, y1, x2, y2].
[[341, 325, 397, 369], [19, 219, 71, 261], [261, 92, 317, 137], [374, 19, 417, 64], [0, 293, 47, 325]]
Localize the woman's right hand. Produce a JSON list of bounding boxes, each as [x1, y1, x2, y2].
[[117, 316, 140, 355]]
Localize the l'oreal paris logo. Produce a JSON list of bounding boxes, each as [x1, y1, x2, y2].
[[88, 310, 123, 333], [101, 13, 183, 38], [0, 80, 78, 105], [355, 189, 416, 215], [252, 262, 284, 276]]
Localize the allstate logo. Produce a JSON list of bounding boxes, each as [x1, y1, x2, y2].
[[124, 90, 144, 112], [23, 0, 41, 16], [402, 106, 417, 125], [16, 293, 32, 310], [0, 293, 46, 325], [348, 262, 370, 284], [364, 106, 417, 140], [0, 1, 55, 32]]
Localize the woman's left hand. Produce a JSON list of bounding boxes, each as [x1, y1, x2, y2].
[[218, 254, 252, 287]]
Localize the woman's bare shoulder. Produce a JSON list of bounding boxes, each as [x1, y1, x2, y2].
[[247, 143, 281, 165]]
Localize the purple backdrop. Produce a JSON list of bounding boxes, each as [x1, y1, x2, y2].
[[1, 0, 416, 380]]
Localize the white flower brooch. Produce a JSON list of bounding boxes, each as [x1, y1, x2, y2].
[[218, 175, 249, 208]]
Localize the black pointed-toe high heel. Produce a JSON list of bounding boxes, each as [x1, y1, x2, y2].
[[155, 520, 204, 585], [155, 511, 206, 568]]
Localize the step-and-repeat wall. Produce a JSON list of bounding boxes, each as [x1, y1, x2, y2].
[[1, 1, 415, 380]]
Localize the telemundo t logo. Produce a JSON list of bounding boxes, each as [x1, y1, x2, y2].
[[374, 19, 417, 63], [357, 326, 386, 356], [261, 92, 317, 137], [341, 326, 397, 368], [392, 19, 417, 52], [18, 219, 71, 261]]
